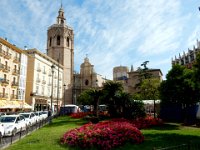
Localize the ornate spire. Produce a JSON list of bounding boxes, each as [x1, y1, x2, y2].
[[57, 4, 66, 25]]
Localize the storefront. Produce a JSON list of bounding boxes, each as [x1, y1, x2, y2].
[[0, 100, 32, 112], [34, 98, 48, 111]]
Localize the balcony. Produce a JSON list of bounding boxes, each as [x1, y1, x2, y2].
[[13, 56, 20, 63], [0, 79, 9, 86], [11, 82, 19, 88], [4, 51, 12, 59], [0, 63, 4, 70], [12, 69, 20, 75], [37, 67, 41, 72], [48, 83, 52, 86], [48, 73, 52, 77], [36, 78, 41, 83], [0, 93, 8, 99], [10, 94, 18, 100], [42, 80, 46, 84], [2, 65, 10, 73], [0, 49, 5, 56]]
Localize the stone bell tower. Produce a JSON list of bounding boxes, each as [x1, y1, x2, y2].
[[47, 5, 74, 104]]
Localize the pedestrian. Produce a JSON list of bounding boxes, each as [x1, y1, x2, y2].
[[48, 109, 52, 124]]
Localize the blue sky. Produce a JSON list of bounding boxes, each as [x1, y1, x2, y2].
[[0, 0, 200, 79]]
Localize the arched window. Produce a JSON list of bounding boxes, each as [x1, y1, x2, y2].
[[13, 77, 16, 83], [85, 79, 89, 86], [49, 37, 52, 47], [67, 37, 70, 47], [57, 36, 60, 45]]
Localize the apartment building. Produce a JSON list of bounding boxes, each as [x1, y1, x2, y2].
[[24, 49, 63, 113], [0, 38, 31, 112]]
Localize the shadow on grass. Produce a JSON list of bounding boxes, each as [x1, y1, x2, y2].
[[142, 133, 200, 150], [145, 123, 181, 131]]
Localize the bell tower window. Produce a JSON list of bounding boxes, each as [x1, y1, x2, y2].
[[85, 79, 89, 86], [67, 37, 69, 47], [57, 36, 60, 45], [49, 37, 52, 47]]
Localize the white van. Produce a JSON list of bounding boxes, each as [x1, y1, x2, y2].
[[60, 105, 82, 115]]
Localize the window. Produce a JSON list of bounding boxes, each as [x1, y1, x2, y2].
[[14, 65, 17, 71], [3, 88, 5, 96], [67, 37, 70, 47], [85, 79, 89, 86], [36, 86, 39, 94], [5, 61, 8, 67], [57, 36, 60, 45], [49, 37, 52, 47], [13, 77, 16, 83], [12, 90, 15, 97]]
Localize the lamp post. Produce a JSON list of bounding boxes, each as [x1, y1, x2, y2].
[[56, 53, 60, 115], [50, 65, 55, 112], [63, 84, 66, 108]]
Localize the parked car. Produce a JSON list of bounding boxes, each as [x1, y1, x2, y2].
[[19, 112, 37, 126], [0, 115, 27, 136], [40, 111, 48, 120], [34, 111, 44, 121]]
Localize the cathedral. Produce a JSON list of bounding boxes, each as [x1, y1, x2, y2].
[[46, 5, 106, 105]]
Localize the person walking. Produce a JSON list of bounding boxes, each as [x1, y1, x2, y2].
[[48, 109, 52, 124]]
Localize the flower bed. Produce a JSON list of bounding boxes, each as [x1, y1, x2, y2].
[[61, 120, 144, 149], [129, 116, 163, 129], [70, 112, 92, 119]]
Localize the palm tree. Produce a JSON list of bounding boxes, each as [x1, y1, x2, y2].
[[87, 89, 103, 118], [103, 81, 123, 117]]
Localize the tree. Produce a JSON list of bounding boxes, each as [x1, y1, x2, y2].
[[77, 88, 103, 118], [102, 81, 123, 117], [86, 89, 103, 118], [139, 78, 160, 100], [192, 52, 200, 100], [135, 61, 152, 91], [159, 64, 199, 123], [136, 78, 160, 118]]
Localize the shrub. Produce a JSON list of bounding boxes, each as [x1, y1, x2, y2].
[[61, 120, 144, 149]]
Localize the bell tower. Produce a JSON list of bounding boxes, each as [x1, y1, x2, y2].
[[47, 5, 74, 104]]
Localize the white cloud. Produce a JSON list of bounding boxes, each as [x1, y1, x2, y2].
[[0, 0, 199, 80]]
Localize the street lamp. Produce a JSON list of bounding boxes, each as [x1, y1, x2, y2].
[[63, 84, 66, 108], [50, 65, 55, 112]]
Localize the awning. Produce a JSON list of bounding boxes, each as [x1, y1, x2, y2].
[[0, 100, 32, 109]]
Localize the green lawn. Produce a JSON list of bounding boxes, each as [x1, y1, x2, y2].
[[5, 116, 200, 150]]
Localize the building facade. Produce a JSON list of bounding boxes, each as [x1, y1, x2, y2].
[[73, 57, 106, 104], [172, 40, 200, 68], [127, 69, 163, 94], [113, 65, 163, 94], [47, 6, 74, 105], [0, 38, 31, 112], [24, 49, 63, 113]]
